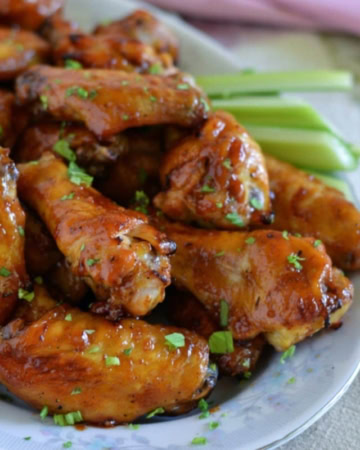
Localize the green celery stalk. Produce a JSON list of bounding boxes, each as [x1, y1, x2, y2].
[[350, 145, 360, 156], [305, 171, 355, 203], [245, 125, 357, 171], [197, 71, 353, 98]]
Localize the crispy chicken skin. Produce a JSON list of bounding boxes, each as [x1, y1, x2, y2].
[[0, 28, 49, 80], [18, 153, 175, 318], [158, 219, 353, 351], [94, 9, 179, 63], [0, 0, 63, 30], [15, 66, 208, 139], [266, 155, 360, 271], [154, 111, 272, 229], [0, 148, 27, 325], [0, 304, 214, 424], [167, 290, 265, 376]]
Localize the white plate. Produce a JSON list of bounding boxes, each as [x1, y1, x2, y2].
[[0, 1, 360, 449]]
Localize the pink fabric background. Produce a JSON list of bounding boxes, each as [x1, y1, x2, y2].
[[146, 0, 360, 36]]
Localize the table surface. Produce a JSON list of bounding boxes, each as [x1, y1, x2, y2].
[[186, 18, 360, 450]]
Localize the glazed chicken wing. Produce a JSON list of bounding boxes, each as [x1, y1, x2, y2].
[[154, 111, 272, 229], [0, 0, 63, 30], [15, 66, 208, 139], [0, 304, 215, 424], [158, 219, 353, 351], [18, 153, 175, 318], [0, 148, 27, 325], [167, 290, 265, 377], [266, 155, 360, 271], [0, 27, 49, 80], [0, 90, 15, 148]]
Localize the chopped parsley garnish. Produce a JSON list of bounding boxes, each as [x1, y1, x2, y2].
[[80, 243, 85, 252], [149, 63, 163, 74], [215, 250, 225, 257], [71, 387, 82, 395], [198, 398, 209, 413], [123, 348, 132, 356], [28, 161, 39, 165], [65, 313, 72, 322], [200, 97, 210, 113], [287, 377, 296, 384], [88, 89, 98, 100], [199, 411, 210, 419], [150, 95, 157, 102], [122, 114, 129, 120], [294, 233, 302, 238], [216, 202, 223, 208], [40, 95, 48, 110], [245, 237, 256, 245], [133, 190, 149, 215], [201, 184, 215, 193], [314, 239, 322, 248], [61, 192, 75, 201], [0, 267, 11, 277], [177, 83, 189, 90], [287, 253, 305, 270], [209, 421, 219, 430], [280, 345, 296, 364], [34, 276, 43, 285], [225, 212, 244, 227], [84, 329, 95, 335], [250, 197, 263, 210], [87, 345, 100, 354], [63, 442, 72, 449], [68, 162, 93, 187], [165, 332, 185, 350], [65, 59, 83, 69], [53, 411, 83, 426], [208, 331, 234, 354], [128, 424, 140, 430], [146, 407, 165, 418], [105, 356, 120, 367], [18, 288, 35, 302], [24, 437, 31, 441], [222, 158, 232, 170], [243, 371, 252, 379], [53, 139, 76, 162], [86, 258, 100, 267], [242, 358, 251, 369], [40, 406, 48, 420], [282, 230, 289, 240], [191, 437, 207, 446], [18, 226, 25, 236], [219, 300, 229, 327]]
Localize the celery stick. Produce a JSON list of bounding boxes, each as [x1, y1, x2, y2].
[[197, 71, 353, 97], [212, 97, 331, 130], [305, 171, 355, 203], [245, 125, 357, 171], [350, 145, 360, 156]]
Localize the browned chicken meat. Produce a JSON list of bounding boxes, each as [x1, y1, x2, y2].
[[266, 155, 360, 271], [0, 0, 63, 30], [0, 303, 215, 424], [18, 152, 175, 318], [0, 148, 27, 325], [154, 111, 272, 229], [158, 218, 353, 351], [0, 90, 15, 148], [0, 27, 49, 80], [167, 290, 265, 376], [94, 9, 179, 64], [12, 283, 57, 324], [16, 66, 208, 139]]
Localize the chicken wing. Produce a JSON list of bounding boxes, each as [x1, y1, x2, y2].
[[15, 66, 208, 138], [0, 148, 27, 325], [94, 9, 179, 63], [266, 155, 360, 271], [12, 283, 57, 324], [0, 27, 49, 80], [0, 90, 15, 148], [167, 290, 265, 376], [0, 304, 215, 424], [158, 219, 352, 351], [154, 111, 272, 229], [0, 0, 63, 30], [18, 153, 175, 318]]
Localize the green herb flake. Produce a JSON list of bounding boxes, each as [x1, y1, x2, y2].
[[146, 407, 165, 419], [209, 421, 219, 430], [40, 95, 48, 110], [34, 276, 43, 285], [200, 97, 210, 113], [245, 237, 256, 245], [54, 79, 62, 84], [65, 313, 72, 322], [243, 371, 252, 379], [61, 192, 75, 201], [24, 437, 31, 441], [53, 139, 76, 162], [40, 405, 48, 420], [122, 114, 129, 120], [71, 387, 82, 395], [216, 202, 223, 208], [128, 424, 140, 430], [18, 226, 25, 236], [15, 43, 24, 51], [165, 332, 185, 350], [282, 230, 289, 240], [65, 59, 83, 69], [177, 83, 189, 90], [28, 160, 39, 165], [287, 253, 305, 270], [105, 356, 120, 367], [280, 345, 296, 364], [208, 331, 234, 354], [222, 158, 232, 170], [80, 243, 85, 252], [63, 442, 72, 449], [242, 358, 251, 369], [149, 95, 157, 102], [68, 161, 93, 187], [87, 258, 100, 267], [219, 300, 229, 327], [66, 86, 88, 99], [250, 197, 263, 210], [294, 233, 302, 238], [121, 80, 129, 86], [54, 411, 83, 427], [199, 411, 210, 419], [149, 63, 163, 74], [191, 437, 207, 446], [84, 329, 95, 335], [198, 398, 209, 412], [201, 185, 215, 193], [215, 250, 225, 257], [225, 212, 244, 228], [138, 167, 148, 184], [89, 89, 98, 100], [123, 348, 132, 356], [18, 288, 35, 302], [314, 240, 322, 248], [287, 377, 296, 384], [0, 267, 11, 277], [134, 190, 150, 215], [87, 345, 100, 354]]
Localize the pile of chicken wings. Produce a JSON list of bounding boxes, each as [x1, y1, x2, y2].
[[0, 0, 358, 426]]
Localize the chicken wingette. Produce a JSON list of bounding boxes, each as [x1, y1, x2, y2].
[[167, 290, 265, 376], [265, 155, 360, 271], [18, 153, 175, 318], [15, 66, 208, 139], [154, 111, 272, 229], [0, 303, 215, 424], [158, 219, 353, 351], [0, 148, 27, 325]]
